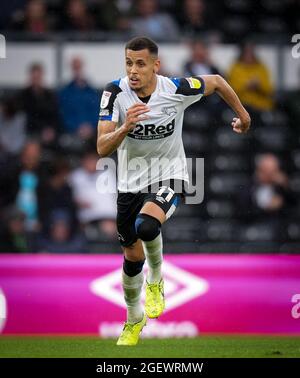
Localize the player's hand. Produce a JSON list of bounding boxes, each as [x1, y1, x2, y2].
[[122, 103, 149, 133], [231, 116, 251, 134]]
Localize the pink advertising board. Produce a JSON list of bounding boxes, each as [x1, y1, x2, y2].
[[0, 254, 299, 336]]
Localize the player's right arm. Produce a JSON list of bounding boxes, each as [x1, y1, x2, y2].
[[201, 74, 251, 134], [97, 104, 149, 157]]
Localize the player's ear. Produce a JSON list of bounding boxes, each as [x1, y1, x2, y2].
[[154, 59, 161, 74]]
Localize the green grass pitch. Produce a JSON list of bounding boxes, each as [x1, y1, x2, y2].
[[0, 336, 300, 358]]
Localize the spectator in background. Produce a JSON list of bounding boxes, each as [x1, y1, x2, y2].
[[69, 150, 117, 239], [11, 0, 55, 33], [183, 39, 220, 77], [227, 43, 274, 112], [36, 209, 88, 253], [0, 206, 36, 253], [177, 0, 211, 36], [59, 57, 98, 140], [130, 0, 179, 41], [183, 39, 222, 111], [97, 0, 131, 32], [18, 63, 60, 146], [14, 141, 43, 232], [0, 1, 26, 30], [0, 97, 26, 156], [37, 157, 78, 238], [62, 0, 95, 31], [238, 154, 295, 222]]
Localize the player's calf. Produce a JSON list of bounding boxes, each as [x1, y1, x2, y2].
[[135, 214, 165, 318]]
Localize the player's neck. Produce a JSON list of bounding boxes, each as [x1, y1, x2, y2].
[[135, 75, 157, 98]]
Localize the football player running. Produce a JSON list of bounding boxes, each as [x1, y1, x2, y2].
[[97, 37, 250, 346]]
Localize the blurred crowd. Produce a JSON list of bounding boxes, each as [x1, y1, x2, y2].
[[1, 0, 300, 253], [0, 52, 118, 253], [0, 0, 299, 42]]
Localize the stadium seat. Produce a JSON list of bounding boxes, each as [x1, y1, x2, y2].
[[291, 150, 300, 171], [206, 219, 237, 241], [239, 223, 277, 242], [260, 0, 288, 15], [253, 126, 290, 152], [221, 108, 236, 124], [222, 16, 251, 38], [224, 0, 252, 13], [183, 130, 210, 153], [294, 203, 300, 219], [214, 127, 250, 152], [258, 17, 287, 34], [209, 173, 249, 196], [209, 153, 250, 172], [206, 199, 235, 218], [289, 174, 300, 195], [176, 203, 205, 218], [287, 222, 300, 241], [259, 110, 289, 128], [163, 217, 205, 242], [183, 107, 211, 131]]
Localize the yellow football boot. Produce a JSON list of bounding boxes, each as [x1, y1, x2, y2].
[[145, 279, 165, 319], [116, 313, 147, 346]]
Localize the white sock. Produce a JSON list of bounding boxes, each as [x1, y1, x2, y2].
[[122, 270, 144, 324], [142, 232, 163, 284]]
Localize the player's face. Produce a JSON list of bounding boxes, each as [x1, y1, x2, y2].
[[126, 49, 160, 92]]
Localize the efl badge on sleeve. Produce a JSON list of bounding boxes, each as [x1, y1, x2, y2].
[[100, 91, 112, 109], [187, 77, 201, 89]]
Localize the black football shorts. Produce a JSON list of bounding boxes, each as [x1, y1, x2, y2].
[[117, 179, 186, 247]]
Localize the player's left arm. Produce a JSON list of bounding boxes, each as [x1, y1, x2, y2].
[[201, 74, 251, 134]]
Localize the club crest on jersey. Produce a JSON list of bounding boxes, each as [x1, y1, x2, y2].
[[100, 91, 112, 109], [162, 106, 177, 117], [128, 119, 175, 140], [187, 77, 201, 89]]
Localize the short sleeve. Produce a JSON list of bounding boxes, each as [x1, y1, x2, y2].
[[99, 81, 122, 122], [174, 76, 205, 96], [171, 76, 205, 109]]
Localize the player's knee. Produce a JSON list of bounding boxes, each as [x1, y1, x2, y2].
[[135, 214, 161, 242], [123, 258, 145, 277]]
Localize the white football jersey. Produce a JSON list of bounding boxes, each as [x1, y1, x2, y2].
[[99, 74, 205, 192]]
